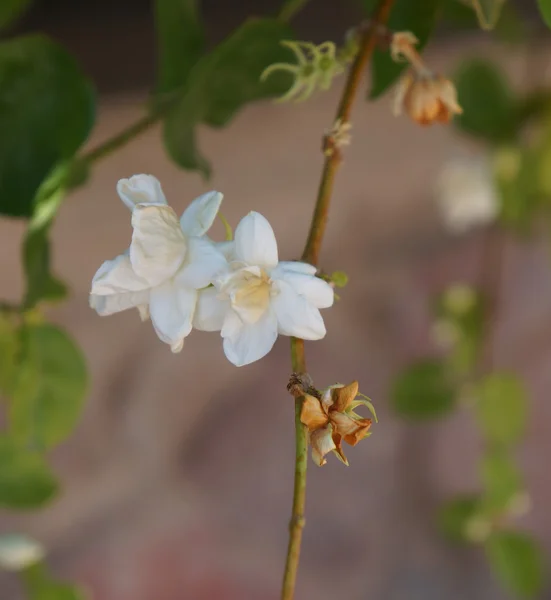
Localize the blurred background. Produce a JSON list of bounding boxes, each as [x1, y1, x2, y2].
[[1, 0, 551, 598]]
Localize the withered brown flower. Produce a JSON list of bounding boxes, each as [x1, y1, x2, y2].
[[300, 381, 374, 466], [393, 72, 463, 126], [389, 31, 462, 126]]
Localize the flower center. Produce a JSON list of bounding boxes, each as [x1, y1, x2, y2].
[[221, 266, 272, 324]]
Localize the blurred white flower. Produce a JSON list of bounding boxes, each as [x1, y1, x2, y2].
[[89, 175, 226, 352], [0, 534, 44, 571], [435, 158, 499, 234], [194, 212, 334, 366]]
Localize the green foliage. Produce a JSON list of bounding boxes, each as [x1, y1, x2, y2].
[[0, 0, 32, 30], [22, 164, 76, 310], [22, 563, 85, 600], [434, 285, 484, 374], [155, 0, 205, 94], [441, 0, 526, 43], [0, 313, 18, 395], [164, 18, 293, 177], [0, 437, 58, 509], [479, 449, 522, 515], [331, 271, 348, 288], [474, 373, 527, 447], [537, 0, 551, 30], [361, 0, 441, 99], [10, 323, 88, 451], [437, 495, 482, 543], [391, 360, 456, 419], [0, 35, 95, 218], [471, 0, 505, 30], [454, 59, 516, 143], [485, 531, 545, 598]]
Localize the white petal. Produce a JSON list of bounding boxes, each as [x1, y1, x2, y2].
[[221, 309, 278, 367], [149, 280, 197, 350], [271, 280, 326, 340], [117, 174, 168, 210], [194, 287, 230, 331], [176, 236, 227, 290], [234, 212, 278, 269], [90, 290, 150, 316], [216, 240, 236, 261], [271, 267, 334, 309], [272, 261, 317, 276], [130, 205, 187, 286], [91, 252, 150, 294], [180, 191, 223, 237]]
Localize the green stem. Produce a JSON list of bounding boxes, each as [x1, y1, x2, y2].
[[281, 1, 395, 598], [79, 110, 163, 166]]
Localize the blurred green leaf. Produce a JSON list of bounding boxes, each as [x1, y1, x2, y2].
[[537, 0, 551, 30], [485, 531, 545, 598], [155, 0, 205, 94], [361, 0, 441, 99], [164, 18, 293, 177], [0, 313, 18, 395], [442, 1, 527, 43], [23, 563, 85, 600], [22, 164, 74, 310], [0, 436, 58, 508], [0, 0, 32, 30], [454, 58, 516, 143], [0, 35, 95, 218], [435, 284, 484, 373], [471, 0, 505, 30], [10, 323, 87, 451], [479, 449, 522, 515], [437, 495, 482, 543], [391, 360, 455, 419], [474, 373, 527, 447]]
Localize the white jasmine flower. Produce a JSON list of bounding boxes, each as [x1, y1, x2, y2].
[[193, 212, 334, 366], [435, 158, 499, 234], [90, 175, 226, 352], [0, 534, 44, 571]]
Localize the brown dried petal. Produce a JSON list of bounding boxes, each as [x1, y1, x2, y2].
[[331, 380, 359, 412], [329, 410, 365, 436], [301, 394, 329, 432], [343, 418, 372, 447], [331, 432, 349, 466], [310, 425, 336, 467]]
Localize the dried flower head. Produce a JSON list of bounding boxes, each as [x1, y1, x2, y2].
[[300, 381, 376, 466], [390, 31, 462, 126], [261, 41, 344, 103]]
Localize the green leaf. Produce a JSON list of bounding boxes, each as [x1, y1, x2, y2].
[[486, 531, 546, 598], [0, 436, 58, 508], [22, 164, 72, 310], [164, 18, 293, 177], [454, 58, 516, 143], [0, 0, 32, 30], [10, 323, 88, 451], [0, 313, 18, 395], [362, 0, 441, 99], [471, 0, 505, 30], [0, 34, 95, 218], [538, 0, 551, 29], [22, 563, 85, 600], [391, 360, 456, 419], [479, 449, 522, 515], [474, 373, 527, 447], [155, 0, 205, 94], [437, 495, 482, 543], [441, 1, 527, 43]]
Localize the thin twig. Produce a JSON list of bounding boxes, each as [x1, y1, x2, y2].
[[281, 1, 395, 598]]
